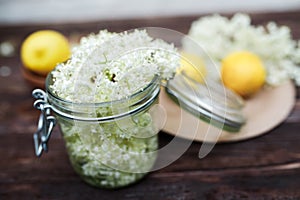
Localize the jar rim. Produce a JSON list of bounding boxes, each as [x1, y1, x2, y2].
[[45, 70, 160, 107], [44, 69, 161, 122]]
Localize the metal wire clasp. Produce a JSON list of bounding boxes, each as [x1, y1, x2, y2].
[[32, 89, 56, 157]]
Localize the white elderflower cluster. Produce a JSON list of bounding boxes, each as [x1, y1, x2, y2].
[[51, 29, 179, 103], [48, 29, 179, 188], [183, 13, 300, 86]]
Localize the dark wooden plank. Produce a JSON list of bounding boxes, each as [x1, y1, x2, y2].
[[1, 10, 300, 41], [2, 169, 300, 200]]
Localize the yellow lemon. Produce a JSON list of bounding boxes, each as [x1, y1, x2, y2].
[[221, 51, 266, 97], [179, 51, 206, 83], [21, 30, 71, 75]]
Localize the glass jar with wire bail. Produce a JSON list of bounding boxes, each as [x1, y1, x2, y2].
[[32, 71, 161, 189]]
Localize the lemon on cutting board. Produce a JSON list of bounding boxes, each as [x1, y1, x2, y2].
[[221, 51, 266, 98], [178, 51, 207, 83], [21, 30, 71, 75]]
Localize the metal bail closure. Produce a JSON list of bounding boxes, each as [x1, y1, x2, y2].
[[32, 89, 56, 157]]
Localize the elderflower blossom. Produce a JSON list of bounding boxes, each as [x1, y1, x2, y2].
[[51, 29, 179, 103], [183, 13, 300, 86], [48, 29, 179, 189]]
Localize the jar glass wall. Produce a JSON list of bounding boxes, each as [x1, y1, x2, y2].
[[45, 73, 160, 189]]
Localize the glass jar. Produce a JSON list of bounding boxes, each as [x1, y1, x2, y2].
[[33, 72, 160, 189]]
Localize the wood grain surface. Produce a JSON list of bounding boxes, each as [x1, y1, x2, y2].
[[1, 10, 300, 200]]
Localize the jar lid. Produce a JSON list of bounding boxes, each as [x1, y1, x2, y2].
[[165, 71, 246, 132]]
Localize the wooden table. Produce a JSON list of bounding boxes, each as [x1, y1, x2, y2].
[[1, 11, 300, 199]]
